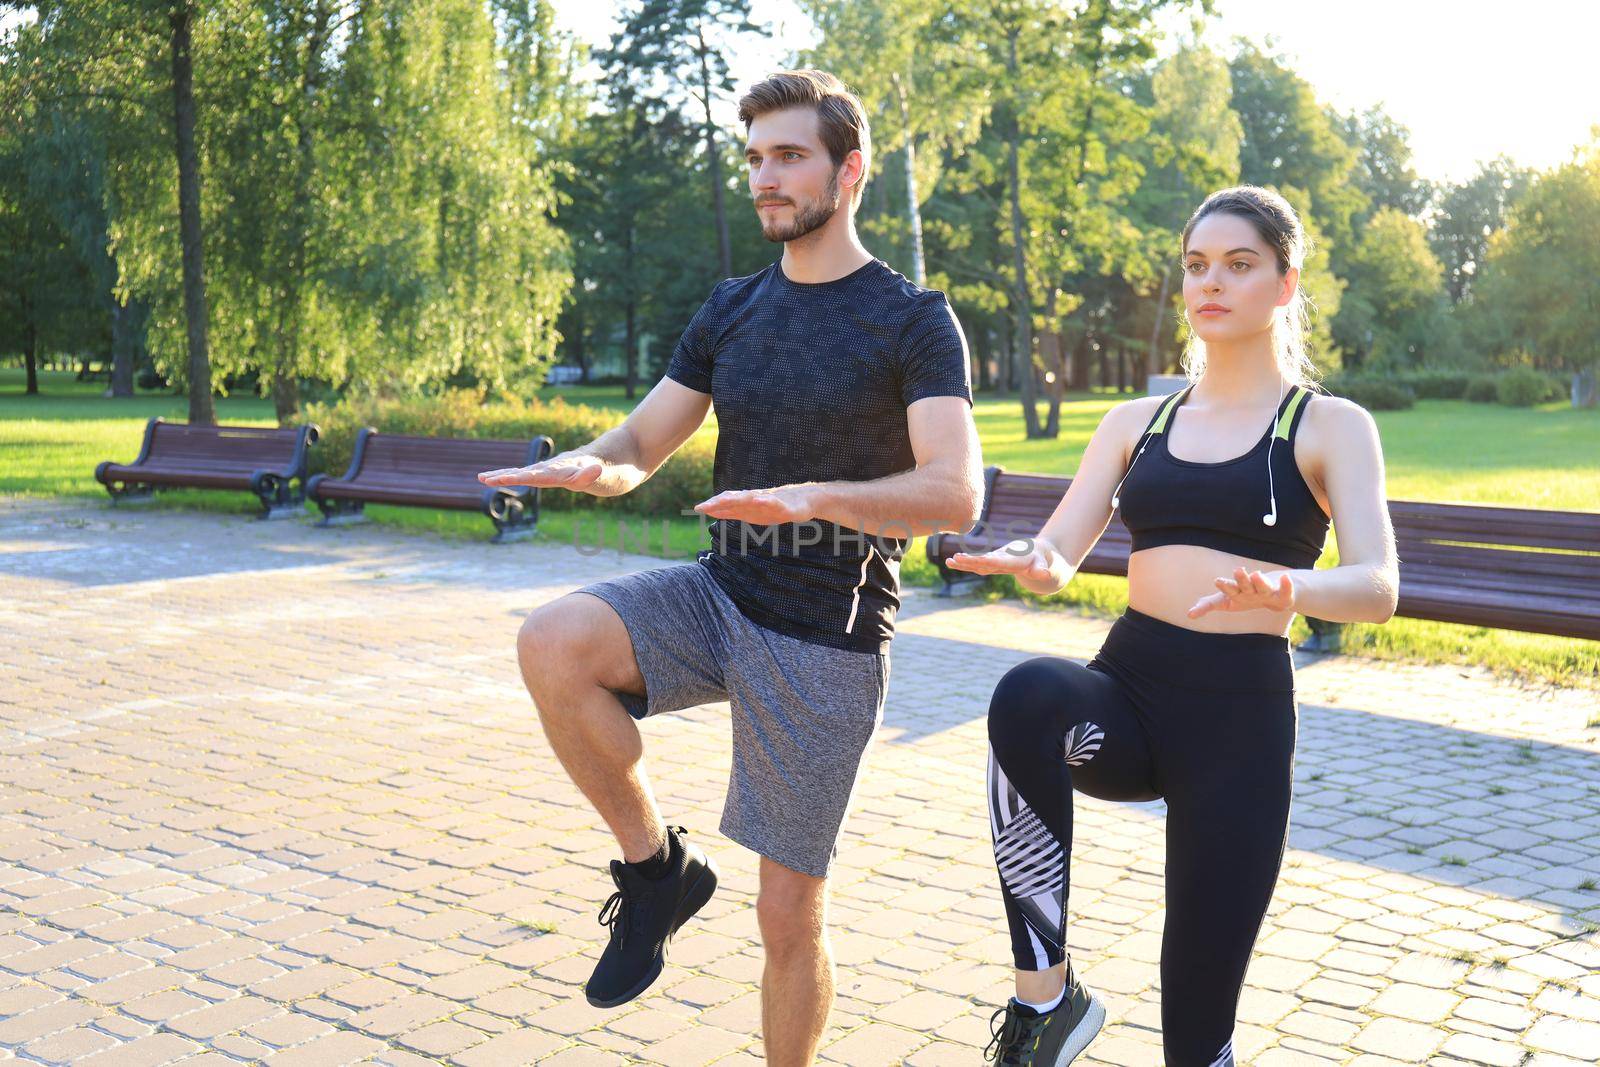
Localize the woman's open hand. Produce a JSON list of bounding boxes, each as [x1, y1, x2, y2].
[[948, 539, 1058, 587], [1188, 567, 1295, 618]]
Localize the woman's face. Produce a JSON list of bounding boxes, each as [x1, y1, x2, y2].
[[1181, 211, 1297, 349]]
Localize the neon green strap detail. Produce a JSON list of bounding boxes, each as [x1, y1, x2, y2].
[[1275, 387, 1309, 440], [1147, 388, 1189, 436]]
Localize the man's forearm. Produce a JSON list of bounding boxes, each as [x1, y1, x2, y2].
[[808, 461, 982, 539], [573, 426, 650, 497]]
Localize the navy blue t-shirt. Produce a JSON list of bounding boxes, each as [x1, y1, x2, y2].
[[666, 258, 972, 653]]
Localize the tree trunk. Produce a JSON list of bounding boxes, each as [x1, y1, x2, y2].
[[697, 28, 732, 279], [1041, 290, 1062, 437], [1574, 368, 1598, 409], [169, 3, 214, 426], [110, 294, 138, 397], [274, 0, 332, 425], [23, 292, 39, 395], [1147, 263, 1170, 391], [573, 307, 590, 383], [623, 219, 638, 399], [892, 72, 926, 286], [1005, 28, 1040, 438], [1071, 329, 1090, 391]]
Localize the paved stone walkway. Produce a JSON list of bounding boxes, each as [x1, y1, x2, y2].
[[2, 499, 1598, 1066]]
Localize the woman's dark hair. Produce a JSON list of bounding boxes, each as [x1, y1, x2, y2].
[[1180, 185, 1317, 386]]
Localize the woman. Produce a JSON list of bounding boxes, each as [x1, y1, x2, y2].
[[953, 186, 1399, 1066]]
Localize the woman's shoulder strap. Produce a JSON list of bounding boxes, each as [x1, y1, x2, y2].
[[1137, 386, 1190, 439], [1274, 384, 1314, 441]]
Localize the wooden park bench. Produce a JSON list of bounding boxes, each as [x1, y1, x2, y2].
[[1382, 500, 1600, 642], [926, 468, 1132, 597], [928, 467, 1600, 645], [307, 430, 555, 543], [94, 417, 319, 518]]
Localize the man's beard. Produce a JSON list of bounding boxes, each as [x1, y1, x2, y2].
[[757, 170, 840, 243]]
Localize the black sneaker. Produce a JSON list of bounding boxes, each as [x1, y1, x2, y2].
[[985, 970, 1106, 1066], [584, 826, 718, 1008]]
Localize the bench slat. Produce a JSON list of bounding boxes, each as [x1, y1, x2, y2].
[[930, 468, 1600, 641]]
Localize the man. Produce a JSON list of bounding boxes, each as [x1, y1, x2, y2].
[[480, 69, 982, 1064]]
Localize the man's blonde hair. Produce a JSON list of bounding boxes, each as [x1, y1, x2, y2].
[[737, 69, 872, 206]]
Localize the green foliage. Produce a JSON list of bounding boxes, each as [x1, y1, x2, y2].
[[1495, 367, 1560, 407], [1429, 157, 1533, 304], [1477, 142, 1600, 387], [8, 0, 576, 417], [1331, 207, 1446, 368], [1230, 42, 1364, 254], [302, 389, 714, 516], [1342, 105, 1430, 220], [1465, 374, 1501, 403], [1394, 370, 1471, 400], [1320, 374, 1415, 411]]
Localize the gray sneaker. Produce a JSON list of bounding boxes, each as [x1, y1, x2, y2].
[[985, 971, 1106, 1066]]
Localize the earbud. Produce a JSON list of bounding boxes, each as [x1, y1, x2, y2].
[[1261, 384, 1284, 526]]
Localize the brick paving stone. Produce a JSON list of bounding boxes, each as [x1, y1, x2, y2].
[[5, 501, 1599, 1065], [76, 1032, 201, 1066], [20, 1025, 120, 1064], [260, 1029, 388, 1066], [450, 1028, 570, 1065], [398, 1019, 487, 1056]]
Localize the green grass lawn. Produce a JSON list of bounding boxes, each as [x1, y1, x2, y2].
[[6, 369, 1598, 689]]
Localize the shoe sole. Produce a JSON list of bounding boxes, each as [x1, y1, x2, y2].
[[585, 855, 720, 1009], [1053, 990, 1106, 1066]]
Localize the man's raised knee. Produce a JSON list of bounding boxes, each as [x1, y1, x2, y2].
[[517, 601, 593, 699]]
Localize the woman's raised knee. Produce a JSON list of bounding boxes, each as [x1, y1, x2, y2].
[[987, 657, 1077, 763]]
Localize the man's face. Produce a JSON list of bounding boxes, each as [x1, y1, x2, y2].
[[745, 107, 850, 243]]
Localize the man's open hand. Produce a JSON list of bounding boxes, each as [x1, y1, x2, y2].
[[693, 485, 821, 525], [478, 453, 606, 492]]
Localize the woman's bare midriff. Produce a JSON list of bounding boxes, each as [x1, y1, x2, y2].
[[1126, 544, 1297, 636]]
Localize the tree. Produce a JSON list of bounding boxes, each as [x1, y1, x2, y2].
[[1477, 142, 1600, 407], [1334, 207, 1444, 368], [1429, 157, 1532, 304], [802, 0, 986, 285], [1230, 42, 1364, 256], [1342, 105, 1429, 220], [8, 0, 221, 420], [0, 15, 130, 395], [1131, 43, 1241, 381], [597, 0, 764, 281]]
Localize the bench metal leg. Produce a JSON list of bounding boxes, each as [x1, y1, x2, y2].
[[934, 561, 989, 598], [1298, 616, 1345, 653], [105, 482, 155, 506], [486, 492, 536, 544], [315, 498, 368, 526], [251, 472, 306, 520]]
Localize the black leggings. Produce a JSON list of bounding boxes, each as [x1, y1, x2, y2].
[[987, 608, 1297, 1067]]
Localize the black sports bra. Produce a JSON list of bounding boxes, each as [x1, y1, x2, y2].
[[1114, 384, 1330, 570]]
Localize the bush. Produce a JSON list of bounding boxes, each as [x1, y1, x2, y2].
[[136, 366, 170, 391], [1321, 374, 1415, 410], [1496, 367, 1557, 407], [1395, 370, 1472, 399], [1465, 374, 1501, 403], [302, 389, 714, 515]]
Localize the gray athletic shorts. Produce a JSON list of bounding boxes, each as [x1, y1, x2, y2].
[[578, 561, 890, 879]]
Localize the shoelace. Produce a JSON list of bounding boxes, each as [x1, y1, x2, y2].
[[984, 1004, 1026, 1064], [597, 886, 645, 947]]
